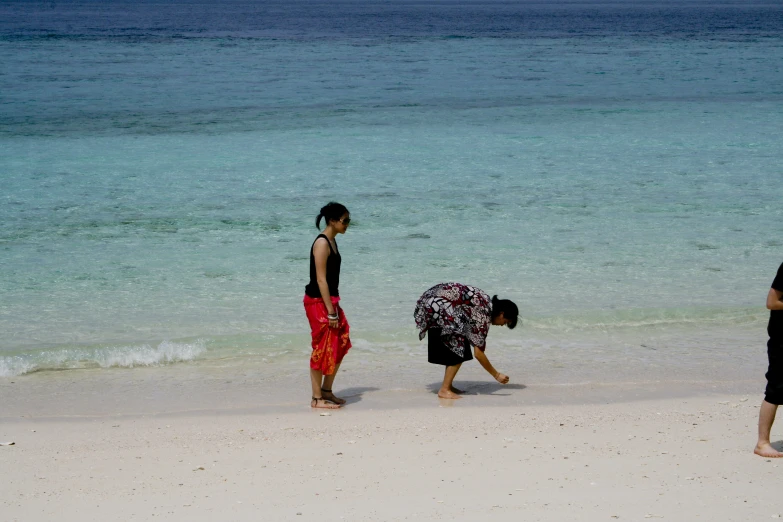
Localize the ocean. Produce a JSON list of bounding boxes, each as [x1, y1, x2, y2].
[[1, 1, 781, 399]]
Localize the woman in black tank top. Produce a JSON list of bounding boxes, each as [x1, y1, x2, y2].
[[303, 202, 352, 409]]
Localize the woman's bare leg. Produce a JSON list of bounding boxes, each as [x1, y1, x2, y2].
[[310, 368, 340, 409], [438, 364, 462, 399], [755, 400, 783, 457], [321, 363, 346, 404]]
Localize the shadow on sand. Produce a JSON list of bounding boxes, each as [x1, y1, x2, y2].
[[426, 380, 526, 397], [333, 386, 379, 405]]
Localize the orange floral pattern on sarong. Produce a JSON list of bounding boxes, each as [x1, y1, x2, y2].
[[304, 294, 351, 375]]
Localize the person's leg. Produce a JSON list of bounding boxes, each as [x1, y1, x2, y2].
[[311, 367, 340, 409], [305, 297, 339, 409], [438, 363, 462, 399], [756, 338, 783, 455], [320, 306, 351, 405], [449, 340, 472, 394], [755, 400, 783, 457], [321, 363, 346, 405]]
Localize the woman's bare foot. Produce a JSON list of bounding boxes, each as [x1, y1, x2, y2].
[[321, 390, 346, 405], [449, 386, 465, 394], [311, 397, 341, 409], [438, 389, 462, 399], [754, 442, 783, 458]]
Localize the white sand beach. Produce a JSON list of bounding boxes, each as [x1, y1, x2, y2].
[[2, 387, 780, 522]]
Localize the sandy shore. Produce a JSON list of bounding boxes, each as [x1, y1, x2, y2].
[[2, 390, 781, 521]]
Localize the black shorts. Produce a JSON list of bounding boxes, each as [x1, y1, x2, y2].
[[765, 338, 783, 405], [427, 328, 473, 366]]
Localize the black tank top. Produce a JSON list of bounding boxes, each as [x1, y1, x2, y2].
[[305, 234, 341, 298]]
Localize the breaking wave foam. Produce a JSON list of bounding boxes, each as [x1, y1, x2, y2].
[[0, 340, 207, 377]]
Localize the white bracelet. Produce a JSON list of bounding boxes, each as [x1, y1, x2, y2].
[[327, 313, 338, 319]]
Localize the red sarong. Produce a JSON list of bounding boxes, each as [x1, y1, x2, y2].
[[303, 295, 351, 375]]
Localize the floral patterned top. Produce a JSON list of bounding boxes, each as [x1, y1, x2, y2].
[[414, 282, 492, 357]]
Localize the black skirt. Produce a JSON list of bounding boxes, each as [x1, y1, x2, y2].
[[427, 328, 473, 366]]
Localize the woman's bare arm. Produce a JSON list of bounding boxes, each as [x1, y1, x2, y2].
[[313, 238, 336, 319], [473, 347, 509, 384], [767, 287, 783, 311]]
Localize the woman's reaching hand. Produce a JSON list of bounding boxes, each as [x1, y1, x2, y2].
[[494, 372, 509, 384]]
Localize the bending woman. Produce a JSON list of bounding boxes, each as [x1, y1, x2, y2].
[[414, 282, 518, 399], [304, 202, 352, 409]]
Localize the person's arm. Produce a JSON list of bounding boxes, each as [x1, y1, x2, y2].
[[313, 239, 338, 328], [473, 347, 509, 384], [768, 287, 783, 311]]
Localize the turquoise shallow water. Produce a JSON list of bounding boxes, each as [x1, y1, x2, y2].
[[1, 1, 782, 379]]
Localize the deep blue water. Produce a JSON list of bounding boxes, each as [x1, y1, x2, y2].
[[2, 1, 782, 40]]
